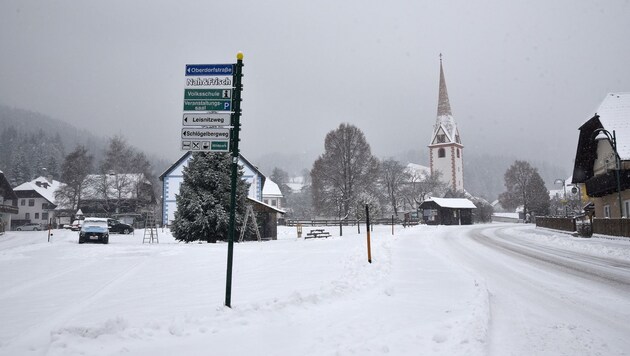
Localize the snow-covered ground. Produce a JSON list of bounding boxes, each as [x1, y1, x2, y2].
[[1, 224, 629, 355]]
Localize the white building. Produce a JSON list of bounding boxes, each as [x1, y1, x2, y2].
[[13, 176, 62, 228], [159, 152, 266, 226], [262, 179, 283, 210], [428, 57, 464, 192]]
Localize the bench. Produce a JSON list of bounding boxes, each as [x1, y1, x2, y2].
[[305, 229, 331, 239]]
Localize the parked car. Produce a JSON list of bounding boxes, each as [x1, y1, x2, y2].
[[79, 218, 109, 244], [16, 223, 41, 231], [107, 219, 134, 234], [70, 220, 83, 231]]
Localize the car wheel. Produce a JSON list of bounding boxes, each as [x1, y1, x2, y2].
[[16, 228, 22, 231], [79, 238, 84, 244], [34, 228, 39, 231], [123, 228, 130, 234], [103, 236, 109, 244]]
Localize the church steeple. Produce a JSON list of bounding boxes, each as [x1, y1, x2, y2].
[[437, 54, 452, 117], [428, 54, 465, 192]]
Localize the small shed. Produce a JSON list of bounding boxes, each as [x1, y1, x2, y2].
[[247, 197, 285, 240], [418, 197, 476, 225]]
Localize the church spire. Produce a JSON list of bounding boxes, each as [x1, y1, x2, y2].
[[437, 54, 452, 117]]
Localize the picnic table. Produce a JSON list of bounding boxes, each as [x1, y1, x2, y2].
[[305, 229, 331, 239]]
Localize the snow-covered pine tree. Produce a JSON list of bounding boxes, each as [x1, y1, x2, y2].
[[172, 152, 250, 243]]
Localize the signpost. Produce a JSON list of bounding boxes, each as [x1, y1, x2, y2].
[[179, 54, 244, 308]]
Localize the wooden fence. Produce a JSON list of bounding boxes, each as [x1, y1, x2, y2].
[[536, 216, 630, 238], [592, 218, 630, 237], [285, 218, 401, 227], [535, 217, 576, 233]]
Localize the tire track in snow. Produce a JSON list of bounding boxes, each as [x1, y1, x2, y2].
[[1, 257, 151, 355]]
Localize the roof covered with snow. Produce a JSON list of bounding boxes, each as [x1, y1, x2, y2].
[[424, 197, 477, 209], [13, 176, 63, 204], [594, 92, 630, 159], [262, 179, 283, 197], [405, 163, 430, 179]]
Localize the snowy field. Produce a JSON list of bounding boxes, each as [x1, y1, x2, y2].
[[1, 223, 629, 355]]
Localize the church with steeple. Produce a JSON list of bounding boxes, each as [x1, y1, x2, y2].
[[428, 56, 464, 192]]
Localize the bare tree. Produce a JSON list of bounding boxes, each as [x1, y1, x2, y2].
[[311, 123, 379, 218], [499, 160, 550, 217], [379, 158, 409, 217], [55, 145, 93, 211], [401, 169, 447, 210]]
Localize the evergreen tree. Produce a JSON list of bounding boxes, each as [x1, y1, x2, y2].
[[499, 160, 550, 216], [172, 153, 250, 243]]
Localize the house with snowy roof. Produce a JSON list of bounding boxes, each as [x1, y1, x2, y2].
[[76, 173, 156, 219], [262, 179, 283, 210], [159, 152, 266, 226], [0, 171, 19, 232], [418, 197, 476, 225], [12, 176, 62, 229], [572, 92, 630, 219]]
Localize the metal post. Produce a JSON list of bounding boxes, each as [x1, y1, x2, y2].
[[225, 52, 244, 308], [391, 215, 394, 235], [365, 204, 372, 263], [613, 131, 623, 219]]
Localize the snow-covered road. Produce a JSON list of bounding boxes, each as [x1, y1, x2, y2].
[[0, 224, 629, 355], [437, 225, 630, 355]]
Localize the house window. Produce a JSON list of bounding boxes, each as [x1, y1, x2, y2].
[[21, 199, 25, 206], [28, 199, 35, 206], [604, 205, 611, 218], [624, 200, 630, 218], [42, 212, 49, 221], [264, 199, 269, 205], [25, 213, 30, 220], [35, 213, 39, 219], [271, 199, 277, 207], [438, 148, 446, 158]]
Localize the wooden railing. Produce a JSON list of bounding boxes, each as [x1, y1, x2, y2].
[[535, 217, 576, 232], [592, 218, 630, 237], [285, 218, 402, 227]]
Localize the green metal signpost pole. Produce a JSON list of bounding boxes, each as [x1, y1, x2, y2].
[[225, 52, 244, 308]]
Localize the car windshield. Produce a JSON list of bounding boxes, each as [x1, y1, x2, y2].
[[82, 220, 107, 228]]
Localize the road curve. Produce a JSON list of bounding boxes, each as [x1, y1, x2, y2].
[[434, 224, 630, 356]]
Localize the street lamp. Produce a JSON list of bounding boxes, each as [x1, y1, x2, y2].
[[554, 178, 567, 216], [592, 128, 624, 218]]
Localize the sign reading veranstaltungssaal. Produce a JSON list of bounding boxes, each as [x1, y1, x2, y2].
[[181, 64, 234, 152]]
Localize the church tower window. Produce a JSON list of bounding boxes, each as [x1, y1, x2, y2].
[[438, 148, 446, 158]]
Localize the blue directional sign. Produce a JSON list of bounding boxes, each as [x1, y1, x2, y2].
[[185, 64, 233, 76]]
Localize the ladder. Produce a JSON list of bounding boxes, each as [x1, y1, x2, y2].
[[143, 213, 159, 244], [239, 204, 262, 242]]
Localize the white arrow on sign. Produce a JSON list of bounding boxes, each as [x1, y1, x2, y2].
[[181, 128, 230, 140], [183, 113, 232, 126]]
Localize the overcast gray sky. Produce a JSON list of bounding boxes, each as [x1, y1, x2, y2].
[[1, 0, 629, 171]]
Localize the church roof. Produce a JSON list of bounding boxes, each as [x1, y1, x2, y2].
[[430, 57, 462, 147]]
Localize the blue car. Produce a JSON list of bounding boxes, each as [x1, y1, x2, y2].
[[79, 218, 109, 244]]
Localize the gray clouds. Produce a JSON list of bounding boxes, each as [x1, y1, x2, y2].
[[1, 0, 629, 169]]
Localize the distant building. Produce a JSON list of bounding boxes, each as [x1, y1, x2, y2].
[[0, 171, 18, 232], [13, 176, 62, 229], [428, 56, 464, 192], [262, 179, 283, 210], [572, 92, 630, 218]]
